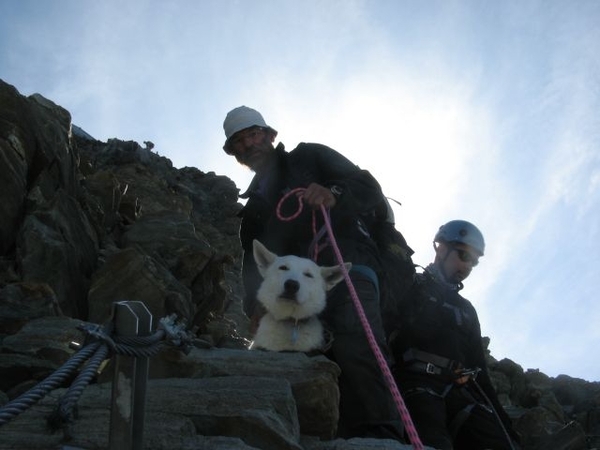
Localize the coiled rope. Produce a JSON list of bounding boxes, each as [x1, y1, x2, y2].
[[276, 187, 327, 260], [276, 187, 424, 449]]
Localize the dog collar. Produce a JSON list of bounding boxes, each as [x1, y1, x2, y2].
[[282, 317, 311, 344]]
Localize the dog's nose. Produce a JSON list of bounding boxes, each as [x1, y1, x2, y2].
[[283, 279, 300, 295]]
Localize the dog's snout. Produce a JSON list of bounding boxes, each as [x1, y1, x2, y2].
[[283, 279, 300, 294]]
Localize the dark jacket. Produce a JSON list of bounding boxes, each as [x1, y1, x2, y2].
[[389, 267, 516, 436], [237, 142, 387, 317], [390, 269, 484, 367]]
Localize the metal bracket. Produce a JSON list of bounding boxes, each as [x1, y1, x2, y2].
[[108, 301, 153, 450]]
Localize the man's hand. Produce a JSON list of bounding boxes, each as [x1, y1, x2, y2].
[[302, 183, 337, 209]]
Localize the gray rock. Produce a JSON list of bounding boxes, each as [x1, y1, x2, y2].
[[0, 377, 301, 450], [148, 347, 341, 439], [1, 78, 600, 450]]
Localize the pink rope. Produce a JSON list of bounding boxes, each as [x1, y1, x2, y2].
[[320, 203, 424, 449], [275, 188, 424, 449], [276, 188, 323, 261], [276, 189, 305, 222]]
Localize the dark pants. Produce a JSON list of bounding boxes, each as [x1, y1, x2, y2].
[[321, 270, 404, 441], [396, 372, 515, 450]]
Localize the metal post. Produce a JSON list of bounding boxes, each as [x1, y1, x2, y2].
[[108, 301, 152, 450]]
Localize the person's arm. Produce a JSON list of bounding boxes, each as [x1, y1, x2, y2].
[[291, 143, 386, 217]]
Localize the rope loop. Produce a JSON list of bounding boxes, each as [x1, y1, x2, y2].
[[275, 187, 328, 261], [275, 187, 306, 222]]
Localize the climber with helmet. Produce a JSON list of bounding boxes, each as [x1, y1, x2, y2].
[[221, 106, 406, 441], [387, 220, 521, 449]]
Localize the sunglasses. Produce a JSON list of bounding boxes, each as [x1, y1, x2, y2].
[[451, 246, 479, 267]]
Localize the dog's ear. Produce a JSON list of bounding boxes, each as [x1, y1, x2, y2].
[[321, 262, 351, 291], [253, 240, 277, 276]]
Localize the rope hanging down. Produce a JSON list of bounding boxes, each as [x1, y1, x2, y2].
[[277, 187, 424, 450]]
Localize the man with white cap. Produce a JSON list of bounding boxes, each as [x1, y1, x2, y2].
[[222, 106, 405, 441]]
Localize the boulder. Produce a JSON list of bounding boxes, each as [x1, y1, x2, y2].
[[1, 78, 599, 449]]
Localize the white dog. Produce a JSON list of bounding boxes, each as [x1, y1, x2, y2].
[[250, 240, 351, 352]]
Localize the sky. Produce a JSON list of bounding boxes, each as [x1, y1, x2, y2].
[[1, 0, 599, 382]]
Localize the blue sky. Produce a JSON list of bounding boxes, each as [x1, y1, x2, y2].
[[1, 0, 599, 381]]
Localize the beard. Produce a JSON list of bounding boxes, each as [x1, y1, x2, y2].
[[235, 140, 275, 172]]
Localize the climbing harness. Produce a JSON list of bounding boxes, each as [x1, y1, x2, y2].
[[276, 187, 424, 450], [402, 359, 517, 450], [401, 348, 482, 385]]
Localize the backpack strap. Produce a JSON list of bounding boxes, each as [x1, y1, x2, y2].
[[350, 264, 380, 300]]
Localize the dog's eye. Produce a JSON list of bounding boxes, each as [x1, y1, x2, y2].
[[278, 265, 289, 271], [303, 272, 314, 278]]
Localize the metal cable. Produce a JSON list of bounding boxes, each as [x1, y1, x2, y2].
[[0, 313, 192, 429], [0, 341, 102, 426], [55, 344, 111, 425]]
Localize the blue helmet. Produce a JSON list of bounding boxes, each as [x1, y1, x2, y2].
[[434, 220, 485, 256]]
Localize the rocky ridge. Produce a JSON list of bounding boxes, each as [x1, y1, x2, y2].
[[0, 79, 599, 449]]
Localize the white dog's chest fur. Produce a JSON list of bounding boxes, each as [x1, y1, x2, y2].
[[252, 315, 324, 352], [249, 240, 351, 353]]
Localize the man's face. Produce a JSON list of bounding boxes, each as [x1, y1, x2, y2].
[[435, 241, 480, 284], [226, 126, 276, 172]]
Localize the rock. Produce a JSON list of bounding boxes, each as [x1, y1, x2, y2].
[[0, 282, 62, 335], [0, 378, 301, 450], [87, 246, 193, 324], [147, 347, 341, 439], [1, 77, 600, 449]]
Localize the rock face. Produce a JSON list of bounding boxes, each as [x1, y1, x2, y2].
[[0, 79, 599, 449]]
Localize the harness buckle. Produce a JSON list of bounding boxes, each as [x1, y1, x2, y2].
[[425, 362, 437, 374]]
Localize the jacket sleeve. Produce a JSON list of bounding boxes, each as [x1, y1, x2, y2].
[[290, 143, 387, 218]]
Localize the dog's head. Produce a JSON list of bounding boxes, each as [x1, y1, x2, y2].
[[253, 240, 351, 321]]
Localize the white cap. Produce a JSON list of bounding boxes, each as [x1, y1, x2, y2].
[[223, 106, 276, 140]]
